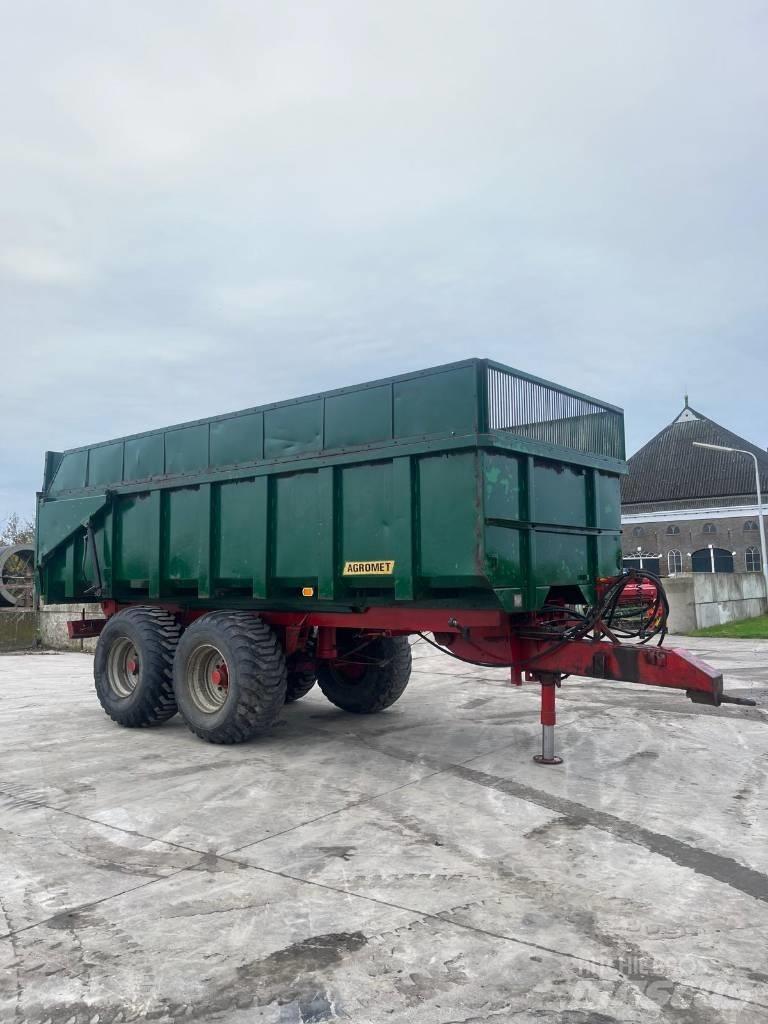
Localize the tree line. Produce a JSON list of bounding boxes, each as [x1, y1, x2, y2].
[[1, 513, 34, 547]]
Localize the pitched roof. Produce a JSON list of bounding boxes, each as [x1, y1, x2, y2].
[[621, 404, 768, 506]]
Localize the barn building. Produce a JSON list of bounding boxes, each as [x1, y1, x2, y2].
[[620, 401, 767, 576]]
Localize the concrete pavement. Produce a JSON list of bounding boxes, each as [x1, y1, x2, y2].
[[1, 636, 768, 1023]]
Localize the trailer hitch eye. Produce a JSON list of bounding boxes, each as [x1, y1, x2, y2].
[[718, 693, 757, 707], [686, 689, 757, 708]]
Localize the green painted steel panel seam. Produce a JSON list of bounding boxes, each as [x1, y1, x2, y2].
[[484, 517, 613, 537], [523, 456, 536, 609], [198, 484, 212, 599], [148, 491, 162, 600], [317, 467, 336, 600], [586, 469, 598, 586], [475, 359, 489, 433], [475, 448, 486, 582], [392, 456, 416, 600], [64, 539, 75, 601], [252, 477, 269, 600]]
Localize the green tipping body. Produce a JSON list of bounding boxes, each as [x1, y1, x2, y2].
[[36, 359, 626, 613]]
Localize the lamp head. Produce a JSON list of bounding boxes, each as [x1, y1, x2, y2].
[[692, 442, 736, 453]]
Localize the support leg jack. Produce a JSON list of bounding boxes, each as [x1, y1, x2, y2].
[[533, 680, 563, 766]]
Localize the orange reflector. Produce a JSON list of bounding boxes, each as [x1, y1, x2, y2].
[[301, 587, 314, 597]]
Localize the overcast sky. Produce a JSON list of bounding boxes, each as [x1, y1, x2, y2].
[[2, 1, 767, 520]]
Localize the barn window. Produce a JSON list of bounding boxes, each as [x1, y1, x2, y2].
[[744, 521, 759, 532], [666, 525, 680, 535], [691, 547, 733, 572], [667, 549, 683, 574], [632, 526, 644, 538], [702, 523, 716, 534], [746, 546, 762, 572]]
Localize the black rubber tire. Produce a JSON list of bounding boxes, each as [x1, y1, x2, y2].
[[94, 607, 181, 728], [317, 634, 412, 714], [173, 611, 287, 743], [284, 644, 317, 704]]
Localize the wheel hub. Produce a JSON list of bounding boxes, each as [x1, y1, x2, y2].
[[186, 644, 231, 714], [211, 665, 228, 687], [106, 637, 141, 698]]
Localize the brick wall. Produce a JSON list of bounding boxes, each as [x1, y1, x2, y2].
[[621, 514, 763, 575]]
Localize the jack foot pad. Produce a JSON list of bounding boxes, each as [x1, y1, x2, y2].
[[533, 754, 563, 766]]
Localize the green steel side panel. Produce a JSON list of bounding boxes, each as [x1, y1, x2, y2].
[[64, 533, 84, 599], [115, 494, 154, 583], [273, 472, 319, 580], [483, 452, 521, 521], [265, 401, 322, 459], [340, 462, 395, 575], [43, 545, 66, 602], [325, 386, 392, 449], [213, 478, 269, 596], [210, 412, 264, 466], [394, 365, 477, 438], [89, 442, 123, 487], [532, 460, 587, 528], [50, 450, 88, 493], [36, 494, 109, 562], [43, 535, 81, 602], [419, 452, 481, 583], [597, 533, 623, 576], [163, 488, 201, 583], [216, 480, 259, 581], [165, 425, 208, 476], [534, 531, 590, 586], [37, 360, 628, 611], [124, 434, 164, 481], [484, 525, 523, 587], [595, 472, 621, 530]]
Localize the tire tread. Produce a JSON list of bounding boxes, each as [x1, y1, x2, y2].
[[94, 606, 181, 728], [175, 612, 287, 744], [317, 635, 412, 714]]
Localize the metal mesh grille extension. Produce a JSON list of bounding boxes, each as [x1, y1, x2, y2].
[[486, 365, 624, 460]]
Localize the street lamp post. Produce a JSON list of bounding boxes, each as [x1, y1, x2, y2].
[[692, 442, 768, 590]]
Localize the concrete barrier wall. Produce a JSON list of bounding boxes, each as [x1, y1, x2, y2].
[[0, 604, 104, 652], [0, 610, 39, 651], [663, 577, 698, 634], [38, 603, 105, 653], [666, 573, 767, 631]]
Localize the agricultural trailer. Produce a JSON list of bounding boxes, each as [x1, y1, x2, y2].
[[36, 358, 752, 763]]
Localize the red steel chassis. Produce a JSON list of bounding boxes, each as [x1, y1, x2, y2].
[[68, 596, 748, 764]]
